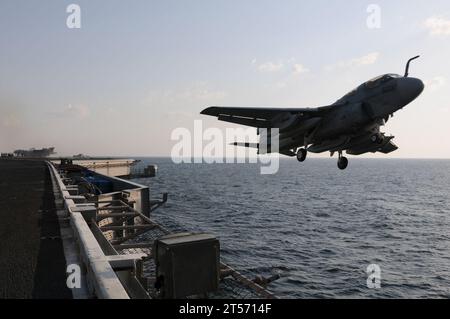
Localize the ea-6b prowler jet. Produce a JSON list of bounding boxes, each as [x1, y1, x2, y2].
[[201, 56, 424, 170]]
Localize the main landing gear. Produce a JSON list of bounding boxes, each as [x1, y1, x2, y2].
[[296, 148, 348, 170], [296, 148, 307, 162], [337, 152, 348, 170]]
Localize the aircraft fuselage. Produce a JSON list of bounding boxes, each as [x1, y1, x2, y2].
[[312, 75, 424, 142]]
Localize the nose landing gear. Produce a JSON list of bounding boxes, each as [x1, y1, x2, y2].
[[337, 151, 348, 170]]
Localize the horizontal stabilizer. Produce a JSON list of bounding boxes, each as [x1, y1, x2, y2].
[[231, 142, 259, 149]]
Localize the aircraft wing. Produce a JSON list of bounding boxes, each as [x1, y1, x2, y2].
[[200, 105, 337, 128]]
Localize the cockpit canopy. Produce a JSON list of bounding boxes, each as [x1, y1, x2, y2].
[[339, 73, 402, 102], [364, 73, 401, 88]]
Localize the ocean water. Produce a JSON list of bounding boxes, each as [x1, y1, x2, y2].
[[131, 158, 450, 298]]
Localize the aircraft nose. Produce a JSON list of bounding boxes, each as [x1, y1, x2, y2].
[[410, 77, 425, 95], [398, 77, 424, 103]]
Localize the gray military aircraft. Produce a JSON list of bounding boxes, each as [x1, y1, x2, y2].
[[201, 56, 424, 169]]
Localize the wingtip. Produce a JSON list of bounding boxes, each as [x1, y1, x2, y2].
[[200, 106, 217, 115]]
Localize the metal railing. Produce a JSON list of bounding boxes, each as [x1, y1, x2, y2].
[[47, 160, 277, 299], [47, 161, 131, 299]]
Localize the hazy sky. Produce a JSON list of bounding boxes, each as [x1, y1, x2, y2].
[[1, 0, 449, 158]]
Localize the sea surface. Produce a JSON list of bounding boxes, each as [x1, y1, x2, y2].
[[131, 158, 450, 298]]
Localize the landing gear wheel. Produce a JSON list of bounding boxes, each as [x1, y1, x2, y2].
[[337, 156, 348, 170], [296, 148, 307, 162]]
